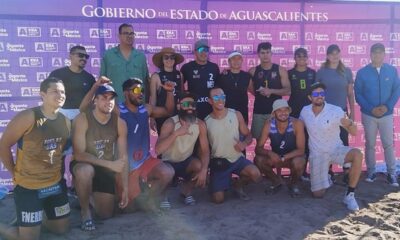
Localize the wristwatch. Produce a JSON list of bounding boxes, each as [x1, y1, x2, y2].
[[280, 155, 285, 161]]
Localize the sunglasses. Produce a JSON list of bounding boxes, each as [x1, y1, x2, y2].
[[181, 101, 197, 108], [73, 52, 89, 59], [121, 31, 135, 36], [197, 47, 209, 53], [311, 91, 326, 97], [163, 55, 176, 61], [212, 94, 226, 101], [130, 86, 144, 94]]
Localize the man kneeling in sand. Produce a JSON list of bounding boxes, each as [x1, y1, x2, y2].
[[205, 88, 261, 203], [156, 92, 209, 206], [254, 99, 306, 197]]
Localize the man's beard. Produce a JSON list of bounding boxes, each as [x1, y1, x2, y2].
[[129, 96, 141, 106], [178, 109, 197, 123]]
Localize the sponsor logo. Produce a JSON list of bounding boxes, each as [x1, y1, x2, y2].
[[135, 44, 145, 51], [348, 45, 366, 54], [385, 47, 395, 54], [370, 33, 383, 41], [171, 44, 192, 54], [50, 28, 61, 37], [0, 28, 8, 37], [219, 31, 239, 40], [279, 58, 295, 67], [360, 32, 368, 41], [21, 211, 43, 224], [247, 31, 256, 40], [220, 58, 229, 68], [233, 44, 253, 54], [279, 32, 298, 41], [271, 46, 285, 54], [390, 58, 400, 67], [293, 45, 311, 54], [0, 89, 12, 97], [360, 58, 369, 66], [389, 32, 400, 41], [305, 32, 313, 41], [185, 30, 195, 39], [0, 102, 8, 112], [196, 32, 212, 39], [314, 33, 329, 41], [19, 57, 42, 67], [336, 32, 353, 41], [66, 43, 95, 52], [17, 27, 41, 37], [36, 72, 50, 82], [135, 31, 148, 39], [210, 46, 226, 54], [89, 28, 111, 38], [0, 120, 11, 127], [21, 87, 40, 97], [156, 30, 177, 39], [63, 29, 81, 38], [54, 203, 70, 217], [256, 32, 272, 41], [91, 58, 101, 68], [247, 58, 256, 68], [0, 72, 6, 82], [105, 43, 118, 49], [8, 73, 27, 82], [35, 42, 58, 52], [0, 42, 3, 52], [6, 43, 26, 52], [146, 45, 162, 53], [317, 45, 326, 54], [0, 59, 10, 67], [315, 59, 325, 66], [10, 103, 28, 112], [342, 58, 353, 67], [51, 57, 63, 67]]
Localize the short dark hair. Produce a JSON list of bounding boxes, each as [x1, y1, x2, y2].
[[208, 87, 223, 97], [122, 78, 143, 92], [118, 23, 133, 34], [309, 82, 326, 95], [40, 77, 64, 93], [69, 45, 86, 54], [257, 42, 272, 53]]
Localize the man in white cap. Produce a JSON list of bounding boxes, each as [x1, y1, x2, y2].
[[254, 99, 306, 197], [216, 51, 251, 123], [181, 39, 220, 120]]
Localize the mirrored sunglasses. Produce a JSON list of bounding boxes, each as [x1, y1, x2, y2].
[[311, 91, 326, 97], [181, 101, 197, 108], [131, 86, 144, 94], [212, 94, 226, 101], [197, 47, 209, 53]]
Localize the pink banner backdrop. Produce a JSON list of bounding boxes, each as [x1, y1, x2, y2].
[[1, 0, 400, 188]]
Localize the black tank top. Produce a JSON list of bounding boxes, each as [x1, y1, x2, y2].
[[269, 117, 296, 155], [288, 67, 316, 118], [253, 64, 282, 114]]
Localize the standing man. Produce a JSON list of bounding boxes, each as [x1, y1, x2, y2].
[[49, 45, 95, 120], [155, 92, 210, 206], [71, 85, 128, 231], [254, 99, 306, 197], [101, 23, 149, 103], [355, 43, 400, 186], [181, 39, 220, 120], [216, 51, 251, 123], [300, 82, 363, 211], [248, 42, 291, 141], [205, 88, 261, 204], [0, 77, 70, 240]]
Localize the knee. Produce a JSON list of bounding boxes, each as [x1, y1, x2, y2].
[[351, 149, 363, 164], [312, 190, 325, 198], [50, 220, 69, 235], [159, 163, 175, 182], [73, 163, 94, 180], [212, 193, 224, 204], [191, 159, 202, 173], [248, 167, 262, 182], [293, 158, 306, 172]]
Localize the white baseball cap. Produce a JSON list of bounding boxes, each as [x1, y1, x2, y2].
[[228, 51, 242, 59]]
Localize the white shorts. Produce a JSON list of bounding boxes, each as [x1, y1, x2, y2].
[[309, 145, 352, 192]]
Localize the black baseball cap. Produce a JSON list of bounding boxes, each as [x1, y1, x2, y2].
[[95, 84, 117, 97]]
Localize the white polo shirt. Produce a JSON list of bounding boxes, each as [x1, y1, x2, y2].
[[300, 103, 345, 153]]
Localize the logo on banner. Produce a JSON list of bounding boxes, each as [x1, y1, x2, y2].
[[210, 46, 226, 54], [0, 72, 6, 82], [293, 45, 311, 53], [219, 31, 239, 40], [305, 32, 313, 41], [317, 45, 326, 54], [19, 57, 42, 67], [369, 33, 383, 41], [336, 32, 354, 41], [17, 27, 41, 37], [0, 89, 12, 97], [185, 30, 195, 39], [21, 87, 40, 97], [89, 28, 111, 38], [247, 58, 257, 68], [0, 42, 3, 52], [0, 28, 8, 37], [156, 30, 177, 39], [342, 58, 353, 67], [50, 28, 61, 37], [171, 44, 192, 54], [247, 31, 256, 40], [271, 46, 285, 54], [63, 29, 81, 38], [9, 74, 27, 82], [135, 31, 148, 39], [315, 33, 329, 41], [196, 32, 212, 39], [360, 32, 368, 41], [10, 103, 28, 112], [0, 102, 8, 112], [51, 57, 63, 67], [389, 33, 400, 41], [233, 44, 253, 54], [257, 32, 272, 41], [147, 45, 162, 53], [135, 44, 145, 51], [220, 58, 229, 68], [279, 32, 298, 41], [35, 42, 58, 52], [105, 43, 118, 49], [360, 58, 370, 66], [348, 45, 366, 54], [279, 58, 295, 67], [0, 120, 11, 128], [0, 59, 10, 67], [390, 58, 400, 67], [91, 58, 101, 68], [6, 43, 26, 52], [36, 72, 50, 82]]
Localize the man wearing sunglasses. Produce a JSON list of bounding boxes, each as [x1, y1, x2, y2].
[[49, 45, 95, 120], [181, 39, 220, 120], [205, 88, 261, 204], [300, 82, 362, 211], [100, 23, 149, 103], [155, 92, 209, 206], [117, 78, 175, 213]]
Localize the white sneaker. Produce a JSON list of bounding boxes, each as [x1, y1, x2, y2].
[[343, 192, 359, 211], [387, 174, 399, 187]]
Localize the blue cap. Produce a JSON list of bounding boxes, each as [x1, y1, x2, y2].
[[95, 84, 117, 97]]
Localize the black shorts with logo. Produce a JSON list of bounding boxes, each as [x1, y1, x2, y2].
[[14, 180, 70, 227]]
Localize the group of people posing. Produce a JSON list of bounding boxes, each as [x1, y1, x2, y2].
[[0, 23, 399, 240]]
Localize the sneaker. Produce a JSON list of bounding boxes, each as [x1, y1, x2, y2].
[[365, 172, 376, 183], [301, 172, 310, 182], [387, 174, 399, 187], [343, 192, 359, 211]]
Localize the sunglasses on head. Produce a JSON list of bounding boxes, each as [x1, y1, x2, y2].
[[212, 94, 226, 101], [180, 101, 197, 108], [73, 52, 89, 59], [197, 47, 209, 53], [130, 86, 144, 94], [311, 91, 326, 97], [163, 55, 176, 61]]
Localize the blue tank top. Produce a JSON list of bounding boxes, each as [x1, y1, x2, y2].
[[119, 103, 150, 170], [269, 117, 296, 155]]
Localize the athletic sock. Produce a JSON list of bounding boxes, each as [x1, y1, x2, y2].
[[346, 187, 355, 195]]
